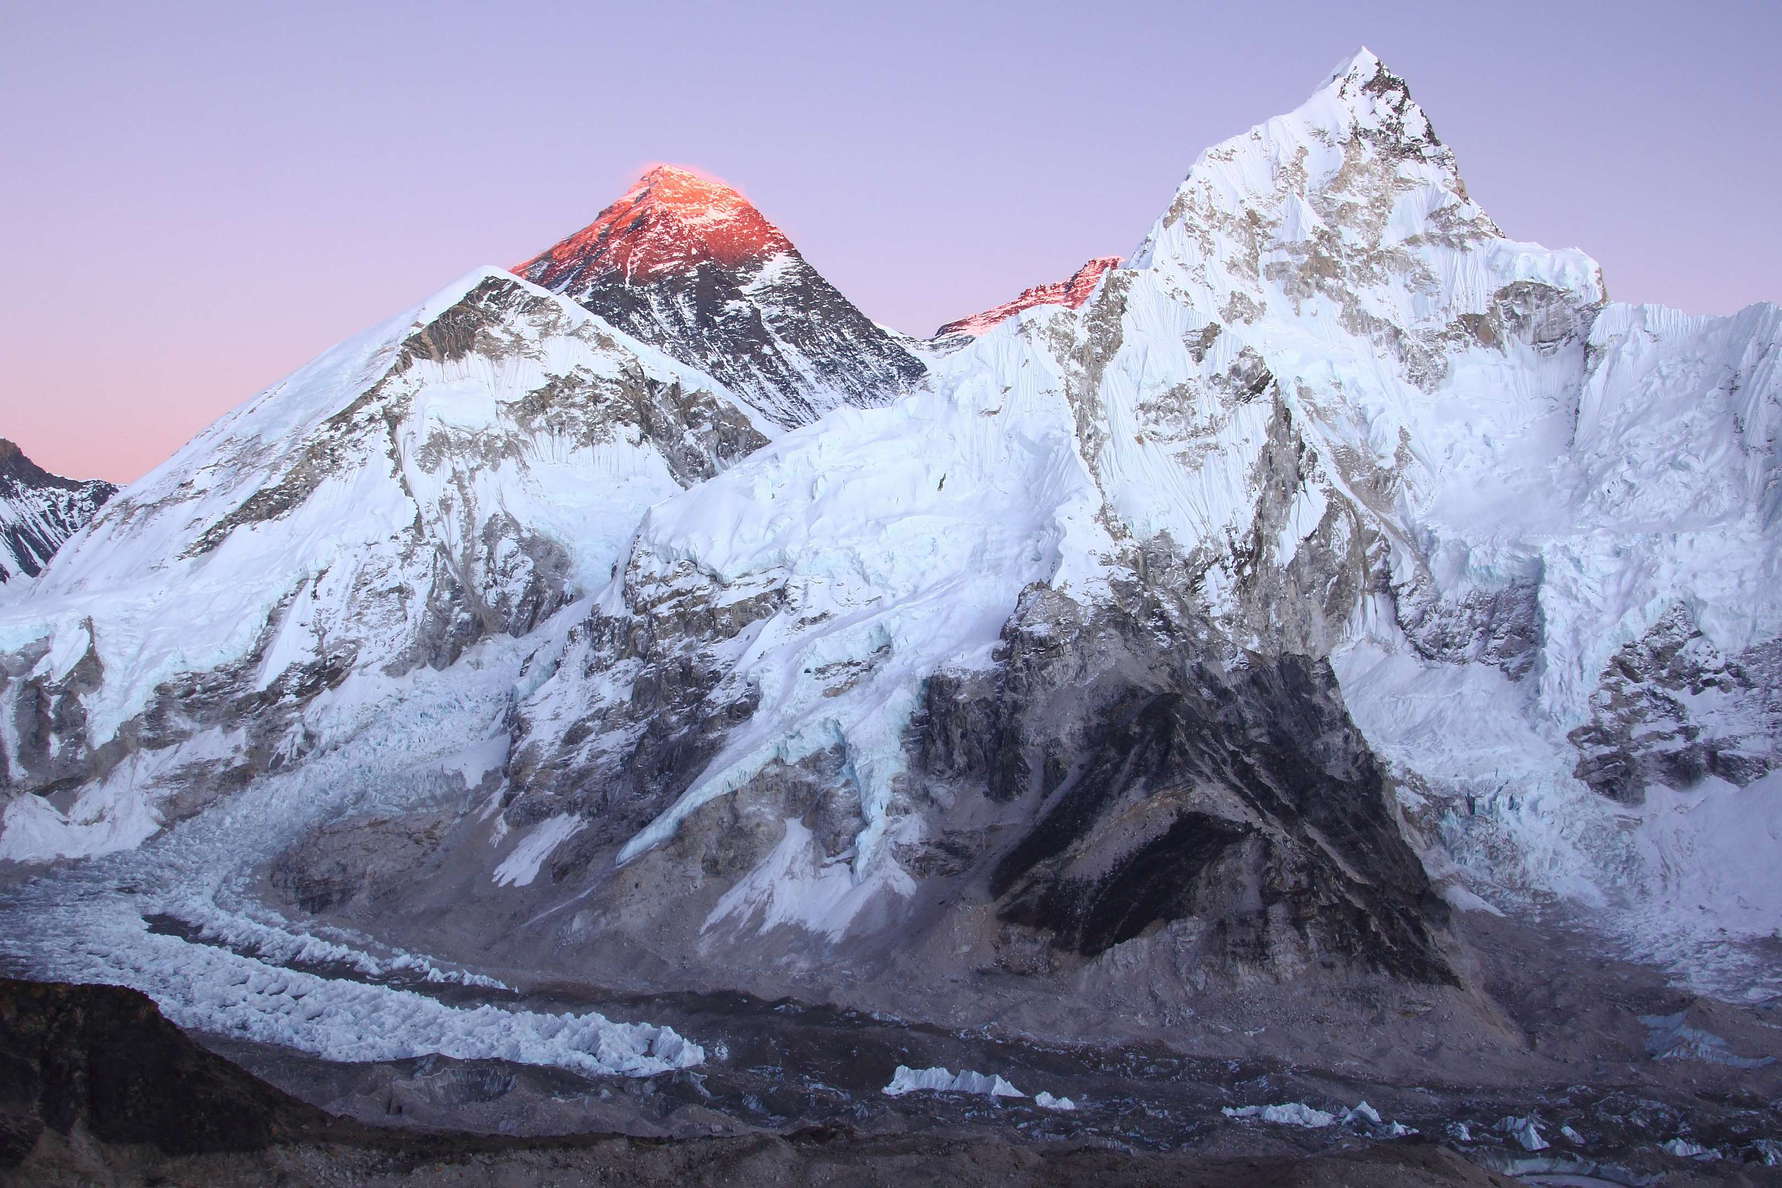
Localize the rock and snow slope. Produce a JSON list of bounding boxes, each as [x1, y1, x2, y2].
[[0, 268, 771, 859], [517, 164, 927, 428], [0, 50, 1778, 1057], [0, 439, 115, 587], [458, 49, 1780, 995]]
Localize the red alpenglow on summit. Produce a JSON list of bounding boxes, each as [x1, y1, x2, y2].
[[514, 164, 926, 429], [935, 256, 1123, 339], [515, 165, 795, 286]]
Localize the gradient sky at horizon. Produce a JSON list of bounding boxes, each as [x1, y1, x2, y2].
[[4, 0, 1779, 482]]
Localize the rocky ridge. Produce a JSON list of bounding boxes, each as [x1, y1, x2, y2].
[[0, 440, 114, 587], [933, 255, 1123, 341]]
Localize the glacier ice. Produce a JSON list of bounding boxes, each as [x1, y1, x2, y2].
[[882, 1064, 1026, 1100]]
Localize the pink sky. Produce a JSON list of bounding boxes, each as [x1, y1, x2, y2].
[[4, 0, 1779, 483]]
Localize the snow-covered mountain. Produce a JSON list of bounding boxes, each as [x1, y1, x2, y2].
[[1, 48, 1778, 1067], [0, 268, 773, 858], [432, 49, 1778, 1005], [516, 165, 927, 428], [0, 439, 115, 586]]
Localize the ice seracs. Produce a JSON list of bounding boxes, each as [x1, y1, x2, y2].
[[882, 1064, 1025, 1100], [879, 1067, 1074, 1112], [1222, 1101, 1338, 1128], [1220, 1100, 1413, 1133]]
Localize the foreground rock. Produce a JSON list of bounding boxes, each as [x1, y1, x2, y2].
[[0, 977, 1531, 1187]]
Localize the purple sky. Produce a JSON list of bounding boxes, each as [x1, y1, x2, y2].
[[5, 0, 1779, 483]]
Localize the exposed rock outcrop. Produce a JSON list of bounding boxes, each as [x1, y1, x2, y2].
[[0, 440, 114, 586]]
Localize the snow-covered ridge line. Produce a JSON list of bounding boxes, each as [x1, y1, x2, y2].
[[933, 256, 1122, 339], [0, 264, 772, 859]]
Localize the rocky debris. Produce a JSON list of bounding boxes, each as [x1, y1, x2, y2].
[[13, 1123, 1526, 1188], [0, 976, 1536, 1187]]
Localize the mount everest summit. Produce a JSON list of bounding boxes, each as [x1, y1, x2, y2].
[[1, 49, 1779, 1166], [515, 164, 928, 428]]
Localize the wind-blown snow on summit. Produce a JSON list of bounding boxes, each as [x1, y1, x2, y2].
[[1, 49, 1779, 1070], [516, 165, 794, 286]]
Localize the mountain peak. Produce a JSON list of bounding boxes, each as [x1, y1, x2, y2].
[[935, 256, 1122, 339], [0, 437, 67, 490], [0, 435, 117, 582], [1322, 45, 1384, 89], [515, 165, 794, 288], [1305, 46, 1442, 152]]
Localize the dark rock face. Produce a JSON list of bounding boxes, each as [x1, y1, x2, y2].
[[562, 256, 928, 430], [999, 806, 1254, 957], [0, 977, 335, 1164], [1569, 604, 1782, 803], [1394, 577, 1544, 680], [499, 561, 785, 856], [0, 439, 115, 584], [515, 168, 926, 430], [914, 586, 1453, 984]]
